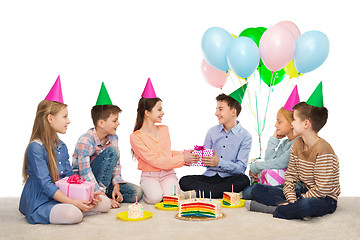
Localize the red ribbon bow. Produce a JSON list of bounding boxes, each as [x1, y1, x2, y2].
[[67, 175, 84, 184]]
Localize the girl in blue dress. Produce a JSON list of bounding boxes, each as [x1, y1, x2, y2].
[[20, 82, 110, 224]]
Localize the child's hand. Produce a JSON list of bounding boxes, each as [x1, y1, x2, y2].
[[72, 199, 93, 212], [110, 199, 121, 208], [249, 171, 258, 182], [112, 183, 124, 203], [184, 151, 199, 165], [273, 130, 285, 139], [91, 192, 103, 206], [202, 150, 220, 167]]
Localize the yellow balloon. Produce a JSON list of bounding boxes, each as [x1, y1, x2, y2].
[[284, 60, 303, 78], [231, 34, 238, 39]]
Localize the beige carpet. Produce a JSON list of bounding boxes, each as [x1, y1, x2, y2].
[[1, 197, 359, 240]]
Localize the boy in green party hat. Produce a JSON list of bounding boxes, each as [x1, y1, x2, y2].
[[73, 82, 143, 208], [246, 81, 340, 220], [180, 84, 252, 198]]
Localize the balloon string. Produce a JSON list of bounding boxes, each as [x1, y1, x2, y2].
[[261, 72, 275, 135], [228, 70, 258, 134], [255, 91, 262, 157]]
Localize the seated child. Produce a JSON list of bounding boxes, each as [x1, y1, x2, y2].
[[243, 86, 299, 199], [20, 77, 109, 224], [130, 79, 198, 204], [246, 82, 340, 220], [179, 86, 252, 198], [72, 82, 143, 208]]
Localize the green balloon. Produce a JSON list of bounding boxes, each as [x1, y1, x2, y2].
[[257, 27, 267, 34], [258, 64, 286, 87], [239, 28, 263, 47]]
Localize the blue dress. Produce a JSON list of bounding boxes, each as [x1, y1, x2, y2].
[[19, 140, 73, 224]]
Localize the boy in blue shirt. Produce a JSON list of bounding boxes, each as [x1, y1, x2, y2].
[[180, 87, 252, 198]]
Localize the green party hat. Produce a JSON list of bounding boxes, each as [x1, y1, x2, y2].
[[229, 83, 248, 104], [95, 82, 113, 106], [306, 81, 324, 107]]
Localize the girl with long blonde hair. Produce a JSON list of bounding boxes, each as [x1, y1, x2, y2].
[[19, 78, 110, 224]]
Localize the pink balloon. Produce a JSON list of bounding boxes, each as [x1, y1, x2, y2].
[[201, 59, 228, 89], [276, 21, 301, 39], [259, 25, 296, 72]]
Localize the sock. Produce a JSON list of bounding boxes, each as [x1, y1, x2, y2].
[[245, 200, 277, 214]]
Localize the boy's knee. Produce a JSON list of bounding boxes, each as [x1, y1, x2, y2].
[[179, 176, 193, 190], [106, 146, 120, 158]]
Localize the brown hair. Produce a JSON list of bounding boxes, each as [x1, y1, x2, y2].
[[278, 107, 294, 124], [131, 97, 162, 159], [23, 100, 67, 183], [91, 105, 122, 127], [133, 97, 162, 132], [216, 93, 242, 117], [293, 102, 328, 133]]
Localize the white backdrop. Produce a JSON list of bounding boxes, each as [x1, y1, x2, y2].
[[0, 0, 359, 197]]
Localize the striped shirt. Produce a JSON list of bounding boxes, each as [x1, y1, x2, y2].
[[283, 137, 340, 202], [72, 128, 124, 193]]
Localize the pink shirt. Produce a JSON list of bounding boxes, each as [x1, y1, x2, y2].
[[130, 125, 185, 172]]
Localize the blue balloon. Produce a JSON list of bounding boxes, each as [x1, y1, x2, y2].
[[293, 31, 329, 74], [201, 27, 233, 72], [226, 37, 260, 79]]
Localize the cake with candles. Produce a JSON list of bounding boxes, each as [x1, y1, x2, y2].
[[162, 194, 180, 208], [178, 194, 222, 218], [222, 192, 242, 206], [128, 202, 143, 219]]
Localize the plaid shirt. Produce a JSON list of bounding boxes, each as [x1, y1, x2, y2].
[[72, 128, 125, 193]]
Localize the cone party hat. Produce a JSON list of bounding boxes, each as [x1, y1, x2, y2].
[[306, 81, 324, 107], [283, 85, 300, 111], [44, 75, 64, 103], [141, 78, 157, 98], [96, 82, 113, 106], [229, 83, 247, 104]]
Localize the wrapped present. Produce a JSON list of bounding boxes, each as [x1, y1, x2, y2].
[[257, 169, 287, 186], [55, 175, 95, 202], [191, 145, 213, 167]]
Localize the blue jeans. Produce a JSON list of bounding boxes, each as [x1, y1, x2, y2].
[[252, 184, 337, 219], [90, 146, 143, 203]]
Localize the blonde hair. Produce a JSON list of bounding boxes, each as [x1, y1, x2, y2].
[[22, 100, 67, 183], [278, 107, 294, 124]]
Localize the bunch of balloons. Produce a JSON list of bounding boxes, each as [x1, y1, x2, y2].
[[201, 21, 329, 88]]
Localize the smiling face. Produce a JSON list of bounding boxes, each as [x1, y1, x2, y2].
[[101, 113, 120, 136], [48, 106, 70, 134], [292, 110, 307, 136], [275, 110, 293, 136], [146, 100, 164, 123], [215, 100, 236, 125]]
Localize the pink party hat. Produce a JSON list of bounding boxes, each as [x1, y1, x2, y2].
[[283, 85, 300, 111], [44, 75, 64, 103], [141, 78, 157, 98]]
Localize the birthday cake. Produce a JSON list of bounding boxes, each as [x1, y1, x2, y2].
[[222, 192, 242, 206], [163, 195, 180, 208], [179, 198, 222, 218], [128, 202, 143, 219]]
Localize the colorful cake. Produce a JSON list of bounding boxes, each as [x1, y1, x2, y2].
[[163, 195, 180, 208], [223, 192, 242, 206], [179, 198, 222, 218], [128, 202, 143, 219]]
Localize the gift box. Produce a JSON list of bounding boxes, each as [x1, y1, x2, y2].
[[257, 169, 287, 186], [191, 145, 213, 167], [55, 175, 95, 202]]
